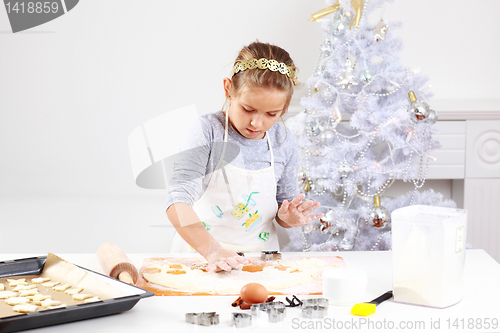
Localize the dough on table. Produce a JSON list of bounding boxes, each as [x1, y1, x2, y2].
[[7, 279, 27, 287], [53, 284, 71, 292], [5, 297, 30, 306], [0, 291, 18, 299], [73, 293, 93, 301], [42, 281, 60, 288], [32, 277, 50, 284], [13, 304, 38, 313], [142, 257, 330, 293], [65, 287, 83, 295]]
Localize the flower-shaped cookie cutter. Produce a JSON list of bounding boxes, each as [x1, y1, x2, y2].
[[185, 312, 219, 326], [301, 298, 329, 319], [251, 301, 286, 322], [232, 313, 252, 328]]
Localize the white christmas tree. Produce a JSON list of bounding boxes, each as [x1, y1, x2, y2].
[[284, 0, 455, 252]]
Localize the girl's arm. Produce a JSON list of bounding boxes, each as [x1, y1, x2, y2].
[[167, 203, 249, 271]]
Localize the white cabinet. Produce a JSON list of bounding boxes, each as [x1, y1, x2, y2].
[[463, 120, 500, 263], [465, 120, 500, 179], [427, 121, 466, 179]]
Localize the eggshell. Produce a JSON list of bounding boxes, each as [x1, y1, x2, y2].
[[240, 283, 268, 304]]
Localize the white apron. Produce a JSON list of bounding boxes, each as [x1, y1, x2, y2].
[[170, 112, 280, 253]]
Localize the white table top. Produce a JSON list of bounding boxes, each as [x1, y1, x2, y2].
[[1, 250, 499, 332]]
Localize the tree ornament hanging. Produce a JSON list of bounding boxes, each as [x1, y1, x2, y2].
[[359, 69, 375, 84], [319, 209, 339, 234], [336, 58, 359, 89], [427, 109, 438, 124], [408, 91, 431, 122], [303, 179, 312, 192], [320, 129, 335, 145], [369, 195, 390, 228], [374, 19, 389, 41], [331, 9, 350, 36], [337, 159, 354, 178], [305, 120, 321, 136], [320, 39, 332, 56], [339, 237, 354, 250]]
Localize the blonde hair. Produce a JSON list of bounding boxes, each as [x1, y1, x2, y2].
[[228, 41, 298, 115]]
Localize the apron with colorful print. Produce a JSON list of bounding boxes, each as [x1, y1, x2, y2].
[[170, 111, 279, 253]]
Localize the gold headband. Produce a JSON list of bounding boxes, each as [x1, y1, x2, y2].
[[231, 58, 298, 85]]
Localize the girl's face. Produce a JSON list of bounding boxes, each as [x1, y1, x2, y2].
[[224, 78, 288, 140]]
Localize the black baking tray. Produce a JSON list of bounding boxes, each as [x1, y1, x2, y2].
[[0, 256, 154, 333]]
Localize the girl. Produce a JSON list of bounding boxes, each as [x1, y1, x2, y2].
[[166, 41, 323, 272]]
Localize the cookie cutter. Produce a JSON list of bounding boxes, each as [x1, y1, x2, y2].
[[251, 301, 286, 323], [301, 298, 329, 319], [185, 312, 219, 326], [302, 298, 329, 308], [232, 313, 252, 328], [261, 251, 282, 261]]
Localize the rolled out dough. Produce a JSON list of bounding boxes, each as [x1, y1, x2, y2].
[[143, 258, 332, 293]]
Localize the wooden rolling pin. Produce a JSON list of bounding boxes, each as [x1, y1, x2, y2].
[[96, 242, 139, 285]]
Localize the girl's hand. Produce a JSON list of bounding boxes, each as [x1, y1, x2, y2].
[[206, 248, 250, 272], [277, 193, 324, 228]]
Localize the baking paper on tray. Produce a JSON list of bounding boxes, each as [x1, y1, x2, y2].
[[0, 253, 128, 318]]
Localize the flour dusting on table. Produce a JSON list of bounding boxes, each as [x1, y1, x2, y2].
[[141, 256, 345, 295]]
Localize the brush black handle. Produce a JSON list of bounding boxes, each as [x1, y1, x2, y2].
[[369, 291, 393, 306]]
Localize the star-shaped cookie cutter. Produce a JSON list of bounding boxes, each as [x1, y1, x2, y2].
[[185, 312, 219, 326]]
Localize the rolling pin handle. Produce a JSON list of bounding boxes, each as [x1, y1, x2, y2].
[[118, 271, 134, 285]]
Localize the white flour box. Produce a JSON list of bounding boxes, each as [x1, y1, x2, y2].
[[392, 205, 467, 308]]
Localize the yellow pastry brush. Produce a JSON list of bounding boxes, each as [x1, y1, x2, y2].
[[351, 291, 393, 316]]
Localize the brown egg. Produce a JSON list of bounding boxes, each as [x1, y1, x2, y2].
[[240, 283, 268, 305]]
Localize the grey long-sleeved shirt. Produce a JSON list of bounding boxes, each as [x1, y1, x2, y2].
[[165, 111, 300, 210]]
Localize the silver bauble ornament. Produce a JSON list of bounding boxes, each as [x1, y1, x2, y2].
[[331, 10, 349, 36], [359, 69, 375, 85], [408, 91, 430, 122], [305, 121, 321, 137], [426, 109, 438, 124], [320, 129, 335, 145], [369, 195, 390, 228]]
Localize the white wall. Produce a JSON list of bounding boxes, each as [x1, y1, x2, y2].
[[1, 0, 499, 253]]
